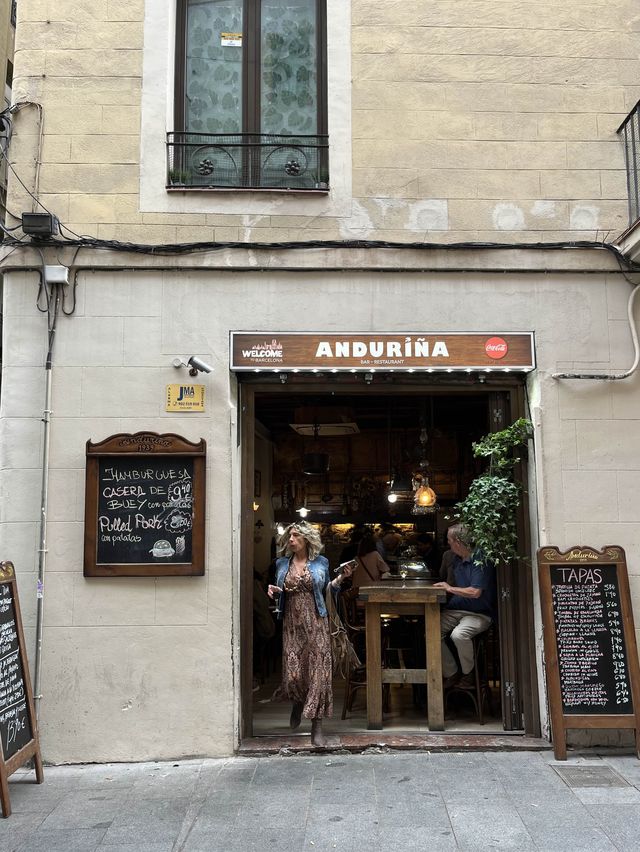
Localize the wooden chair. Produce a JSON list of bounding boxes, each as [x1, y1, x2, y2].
[[445, 628, 494, 724]]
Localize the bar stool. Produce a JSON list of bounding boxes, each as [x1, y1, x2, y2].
[[338, 592, 390, 719], [445, 628, 493, 724]]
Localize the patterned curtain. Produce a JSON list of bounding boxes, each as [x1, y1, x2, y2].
[[185, 0, 317, 136], [185, 0, 243, 134], [260, 0, 317, 135]]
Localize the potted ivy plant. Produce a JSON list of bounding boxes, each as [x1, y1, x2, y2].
[[452, 417, 533, 565], [167, 169, 190, 187]]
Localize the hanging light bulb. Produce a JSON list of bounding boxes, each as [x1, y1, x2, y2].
[[297, 506, 309, 518], [411, 414, 437, 514], [387, 492, 398, 504]]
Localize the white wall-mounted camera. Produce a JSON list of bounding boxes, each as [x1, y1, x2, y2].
[[172, 355, 214, 376]]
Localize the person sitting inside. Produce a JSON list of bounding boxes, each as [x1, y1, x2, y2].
[[378, 530, 402, 573], [433, 522, 497, 690], [414, 532, 439, 578], [338, 524, 368, 564], [352, 534, 390, 587], [438, 527, 456, 582]]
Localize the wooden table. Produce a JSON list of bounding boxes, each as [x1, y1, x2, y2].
[[358, 580, 447, 730]]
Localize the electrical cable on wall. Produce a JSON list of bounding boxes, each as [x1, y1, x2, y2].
[[1, 233, 640, 268]]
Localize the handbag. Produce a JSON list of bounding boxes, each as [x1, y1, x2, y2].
[[325, 587, 361, 679]]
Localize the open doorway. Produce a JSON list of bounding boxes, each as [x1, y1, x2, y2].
[[239, 380, 539, 743]]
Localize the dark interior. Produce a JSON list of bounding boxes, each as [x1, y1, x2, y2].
[[255, 391, 492, 526]]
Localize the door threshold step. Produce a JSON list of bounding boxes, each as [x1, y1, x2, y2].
[[239, 732, 550, 755]]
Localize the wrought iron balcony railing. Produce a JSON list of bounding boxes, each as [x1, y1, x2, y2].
[[618, 101, 640, 225], [166, 132, 329, 191]]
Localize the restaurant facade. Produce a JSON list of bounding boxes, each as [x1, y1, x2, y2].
[[1, 1, 640, 761]]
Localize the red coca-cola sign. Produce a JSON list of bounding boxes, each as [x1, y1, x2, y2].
[[484, 337, 508, 359]]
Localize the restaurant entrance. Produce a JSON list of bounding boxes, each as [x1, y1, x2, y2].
[[238, 377, 540, 744]]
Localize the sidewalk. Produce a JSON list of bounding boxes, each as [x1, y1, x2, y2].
[[2, 749, 640, 851]]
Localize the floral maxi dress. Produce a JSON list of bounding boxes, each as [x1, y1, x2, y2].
[[273, 564, 333, 720]]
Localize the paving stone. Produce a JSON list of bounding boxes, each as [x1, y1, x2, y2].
[[39, 789, 129, 830], [15, 827, 107, 852], [98, 845, 175, 852], [511, 801, 618, 852], [571, 785, 640, 804], [445, 802, 537, 851], [598, 755, 640, 787], [587, 803, 640, 849], [378, 825, 457, 851]]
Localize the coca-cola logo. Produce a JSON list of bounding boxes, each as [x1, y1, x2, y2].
[[485, 337, 508, 360]]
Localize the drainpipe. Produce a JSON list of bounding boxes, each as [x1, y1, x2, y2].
[[33, 284, 60, 720]]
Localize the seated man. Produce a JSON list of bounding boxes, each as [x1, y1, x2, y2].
[[433, 523, 496, 690]]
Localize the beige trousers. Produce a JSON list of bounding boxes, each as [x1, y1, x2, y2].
[[440, 609, 492, 677]]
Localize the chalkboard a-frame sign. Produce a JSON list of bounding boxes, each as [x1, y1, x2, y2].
[[538, 546, 640, 760], [0, 562, 44, 818], [84, 432, 206, 577]]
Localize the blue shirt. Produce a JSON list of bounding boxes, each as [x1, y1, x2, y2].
[[445, 551, 497, 622]]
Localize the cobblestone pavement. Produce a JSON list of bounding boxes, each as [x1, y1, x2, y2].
[[3, 749, 640, 851]]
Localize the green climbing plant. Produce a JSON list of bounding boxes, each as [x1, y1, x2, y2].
[[453, 418, 533, 565]]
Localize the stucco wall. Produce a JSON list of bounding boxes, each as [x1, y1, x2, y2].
[[2, 261, 639, 760]]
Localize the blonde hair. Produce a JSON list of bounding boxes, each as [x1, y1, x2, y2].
[[277, 522, 324, 561]]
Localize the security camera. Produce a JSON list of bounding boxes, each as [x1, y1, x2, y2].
[[187, 355, 213, 376]]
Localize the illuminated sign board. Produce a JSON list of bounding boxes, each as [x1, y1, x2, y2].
[[229, 332, 535, 372]]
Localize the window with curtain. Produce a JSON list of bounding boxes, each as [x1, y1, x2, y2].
[[170, 0, 328, 190]]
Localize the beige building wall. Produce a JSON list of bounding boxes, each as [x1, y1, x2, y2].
[[2, 2, 640, 760], [9, 0, 638, 243]]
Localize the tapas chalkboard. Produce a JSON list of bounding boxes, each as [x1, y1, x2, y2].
[[84, 432, 206, 577], [0, 562, 43, 818], [538, 546, 640, 760]]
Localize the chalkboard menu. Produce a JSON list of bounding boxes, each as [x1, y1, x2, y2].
[[0, 584, 33, 759], [84, 432, 206, 577], [0, 562, 43, 818], [538, 546, 640, 760]]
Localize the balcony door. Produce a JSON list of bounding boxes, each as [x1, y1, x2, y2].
[[174, 0, 327, 189]]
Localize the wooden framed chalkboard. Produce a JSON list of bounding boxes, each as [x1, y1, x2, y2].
[[0, 562, 44, 817], [538, 546, 640, 760], [84, 432, 206, 577]]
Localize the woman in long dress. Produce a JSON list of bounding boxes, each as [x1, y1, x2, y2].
[[268, 522, 353, 747]]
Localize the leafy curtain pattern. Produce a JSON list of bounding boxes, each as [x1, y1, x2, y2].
[[261, 0, 317, 135], [186, 0, 243, 134], [185, 0, 317, 136]]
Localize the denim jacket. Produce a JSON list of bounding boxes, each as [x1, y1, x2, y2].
[[275, 555, 330, 619]]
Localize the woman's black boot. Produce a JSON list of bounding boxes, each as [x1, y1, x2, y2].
[[290, 701, 303, 730]]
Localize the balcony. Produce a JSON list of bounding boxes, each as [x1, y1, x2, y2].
[[166, 133, 329, 191], [617, 101, 640, 226]]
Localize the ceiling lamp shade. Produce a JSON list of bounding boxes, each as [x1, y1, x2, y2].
[[302, 452, 330, 475], [390, 474, 413, 493]]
